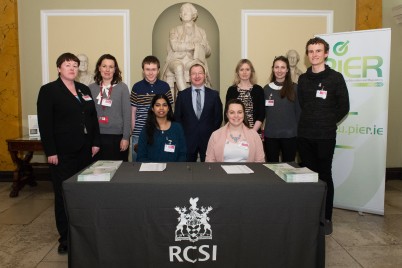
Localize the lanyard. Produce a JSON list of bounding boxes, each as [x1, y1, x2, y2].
[[99, 82, 113, 110]]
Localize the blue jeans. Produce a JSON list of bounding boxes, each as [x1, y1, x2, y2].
[[131, 135, 139, 162]]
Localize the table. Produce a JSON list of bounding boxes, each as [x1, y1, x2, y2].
[[63, 162, 326, 268], [6, 137, 45, 197]]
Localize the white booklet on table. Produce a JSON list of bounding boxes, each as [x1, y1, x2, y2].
[[221, 165, 254, 174], [139, 163, 167, 172]]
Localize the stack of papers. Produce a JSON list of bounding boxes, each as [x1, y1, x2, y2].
[[264, 163, 294, 172], [264, 163, 318, 183], [78, 160, 123, 182]]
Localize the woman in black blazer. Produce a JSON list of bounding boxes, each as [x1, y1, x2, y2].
[[225, 59, 265, 132], [37, 52, 100, 254]]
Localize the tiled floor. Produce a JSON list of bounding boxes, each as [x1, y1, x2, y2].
[[0, 180, 401, 267]]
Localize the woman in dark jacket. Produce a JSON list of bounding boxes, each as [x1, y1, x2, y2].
[[37, 52, 100, 254], [225, 59, 265, 132]]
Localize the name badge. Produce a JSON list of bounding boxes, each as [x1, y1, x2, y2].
[[239, 141, 249, 150], [99, 116, 109, 124], [265, 100, 274, 106], [82, 95, 92, 101], [316, 90, 327, 99], [164, 144, 175, 153], [101, 99, 113, 107]]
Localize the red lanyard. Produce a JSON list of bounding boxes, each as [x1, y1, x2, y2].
[[99, 82, 113, 109]]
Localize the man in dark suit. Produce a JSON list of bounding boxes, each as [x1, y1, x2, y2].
[[174, 64, 223, 162]]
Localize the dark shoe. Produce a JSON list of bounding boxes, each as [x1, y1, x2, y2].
[[325, 219, 333, 235], [58, 241, 68, 254]]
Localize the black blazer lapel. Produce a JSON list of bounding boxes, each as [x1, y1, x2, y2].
[[200, 88, 214, 120], [57, 78, 83, 106]]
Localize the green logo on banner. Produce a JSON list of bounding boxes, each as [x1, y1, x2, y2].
[[327, 40, 383, 78], [333, 41, 349, 56]]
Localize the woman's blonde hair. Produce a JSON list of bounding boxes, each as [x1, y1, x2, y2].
[[232, 59, 257, 86]]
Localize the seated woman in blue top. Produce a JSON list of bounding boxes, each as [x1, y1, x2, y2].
[[137, 94, 187, 162]]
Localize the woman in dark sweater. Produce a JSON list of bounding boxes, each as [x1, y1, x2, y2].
[[225, 59, 265, 132], [263, 56, 300, 162], [137, 94, 187, 162]]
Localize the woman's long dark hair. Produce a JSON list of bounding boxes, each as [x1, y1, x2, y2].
[[146, 94, 174, 145], [269, 56, 295, 101], [93, 54, 122, 85]]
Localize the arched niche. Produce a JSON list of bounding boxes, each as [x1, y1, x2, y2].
[[153, 2, 220, 93]]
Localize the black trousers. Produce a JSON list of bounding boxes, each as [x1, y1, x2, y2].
[[297, 137, 336, 220], [187, 145, 206, 162], [95, 134, 129, 162], [50, 136, 93, 243], [264, 137, 297, 163]]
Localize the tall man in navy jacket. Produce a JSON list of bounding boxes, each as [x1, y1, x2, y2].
[[174, 64, 222, 162]]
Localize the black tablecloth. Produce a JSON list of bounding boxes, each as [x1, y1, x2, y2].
[[63, 162, 326, 268]]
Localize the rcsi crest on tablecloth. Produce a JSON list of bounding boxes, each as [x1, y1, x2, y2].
[[174, 197, 213, 242]]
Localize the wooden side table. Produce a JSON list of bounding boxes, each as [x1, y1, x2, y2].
[[6, 137, 47, 197]]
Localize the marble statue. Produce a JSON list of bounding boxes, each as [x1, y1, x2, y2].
[[286, 49, 303, 83], [76, 53, 95, 85], [161, 3, 212, 92]]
